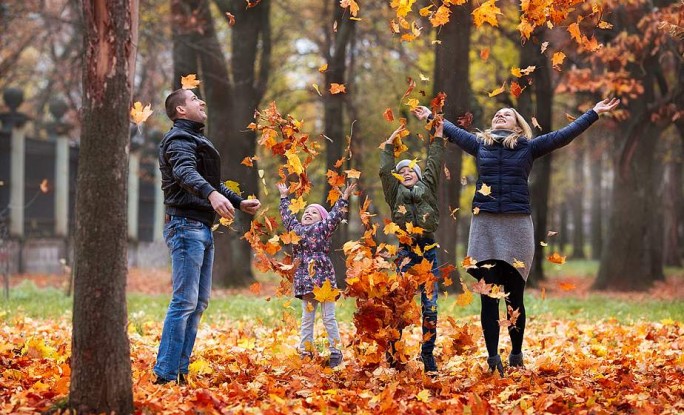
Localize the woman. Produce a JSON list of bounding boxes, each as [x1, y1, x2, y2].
[[413, 97, 619, 376]]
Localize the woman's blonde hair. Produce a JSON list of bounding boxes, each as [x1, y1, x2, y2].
[[475, 108, 534, 149]]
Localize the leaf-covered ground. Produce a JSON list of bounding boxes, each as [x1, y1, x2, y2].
[[2, 270, 683, 414]]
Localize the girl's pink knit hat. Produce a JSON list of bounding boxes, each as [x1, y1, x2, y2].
[[307, 203, 329, 220]]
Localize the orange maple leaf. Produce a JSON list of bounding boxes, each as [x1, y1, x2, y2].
[[330, 83, 347, 94], [181, 74, 201, 89], [383, 108, 395, 122], [472, 0, 502, 28]]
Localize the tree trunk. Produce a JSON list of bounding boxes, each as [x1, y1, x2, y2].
[[594, 120, 665, 290], [571, 145, 586, 259], [523, 30, 553, 286], [213, 0, 271, 287], [323, 0, 355, 287], [589, 137, 604, 260], [170, 0, 271, 287], [70, 1, 137, 413], [432, 1, 472, 291]]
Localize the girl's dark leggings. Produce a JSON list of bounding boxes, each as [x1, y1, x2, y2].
[[469, 260, 526, 357]]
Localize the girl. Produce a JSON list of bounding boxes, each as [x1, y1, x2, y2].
[[413, 97, 619, 376], [378, 117, 445, 373], [277, 181, 356, 368]]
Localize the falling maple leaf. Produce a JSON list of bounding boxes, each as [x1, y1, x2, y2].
[[547, 252, 567, 264], [559, 281, 576, 291], [345, 169, 361, 179], [313, 279, 340, 303], [547, 230, 559, 237], [510, 81, 524, 98], [480, 47, 490, 61], [551, 51, 566, 70], [249, 282, 261, 295], [318, 63, 328, 73], [401, 77, 416, 101], [540, 41, 549, 54], [430, 5, 451, 27], [288, 196, 306, 214], [405, 98, 419, 109], [472, 0, 502, 28], [383, 108, 394, 122], [330, 83, 347, 94], [225, 12, 236, 26], [461, 256, 478, 269], [488, 82, 506, 97], [224, 180, 242, 195], [130, 102, 153, 125], [512, 258, 526, 269], [181, 74, 201, 89], [340, 0, 360, 17], [477, 183, 492, 196]]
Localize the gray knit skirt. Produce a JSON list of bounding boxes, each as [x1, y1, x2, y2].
[[466, 212, 534, 281]]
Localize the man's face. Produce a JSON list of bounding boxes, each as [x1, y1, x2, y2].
[[177, 90, 207, 123], [398, 166, 418, 188]]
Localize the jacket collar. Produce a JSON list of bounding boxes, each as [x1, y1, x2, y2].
[[173, 118, 205, 134]]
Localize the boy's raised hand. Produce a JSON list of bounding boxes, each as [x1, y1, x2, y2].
[[384, 125, 406, 147], [342, 182, 357, 201], [412, 106, 432, 121], [277, 183, 289, 198]]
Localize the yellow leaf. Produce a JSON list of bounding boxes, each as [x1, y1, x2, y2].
[[219, 217, 234, 227], [540, 41, 549, 54], [512, 258, 525, 269], [472, 0, 501, 27], [345, 169, 361, 179], [224, 180, 242, 195], [308, 259, 316, 276], [189, 358, 213, 375], [181, 74, 201, 90], [392, 172, 405, 183], [397, 205, 407, 215], [384, 222, 400, 235], [319, 63, 328, 73], [340, 0, 359, 17], [408, 158, 419, 169], [285, 148, 304, 175], [488, 82, 506, 97], [540, 241, 548, 247], [406, 222, 424, 235], [288, 196, 306, 213], [306, 301, 314, 312], [598, 21, 613, 29], [552, 51, 566, 69], [313, 279, 340, 303], [405, 98, 420, 109], [478, 183, 492, 196], [419, 73, 430, 82], [312, 83, 322, 96], [130, 101, 154, 125], [416, 389, 431, 402], [461, 256, 477, 269], [511, 67, 523, 78], [419, 5, 433, 16], [456, 289, 473, 307]]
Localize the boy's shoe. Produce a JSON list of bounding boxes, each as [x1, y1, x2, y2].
[[487, 355, 504, 377], [153, 375, 174, 385], [329, 350, 343, 368], [420, 353, 438, 373], [178, 373, 188, 385], [509, 352, 524, 368]]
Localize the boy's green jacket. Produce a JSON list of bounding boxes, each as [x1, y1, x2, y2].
[[379, 137, 446, 235]]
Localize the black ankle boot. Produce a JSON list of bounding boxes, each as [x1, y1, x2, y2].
[[487, 355, 504, 377], [509, 352, 524, 368]]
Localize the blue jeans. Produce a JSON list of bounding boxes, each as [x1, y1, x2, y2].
[[398, 239, 439, 355], [154, 216, 214, 381]]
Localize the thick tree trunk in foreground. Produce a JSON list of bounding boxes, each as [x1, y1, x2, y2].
[[70, 1, 137, 413]]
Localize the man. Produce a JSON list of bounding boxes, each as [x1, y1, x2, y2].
[[153, 89, 261, 384]]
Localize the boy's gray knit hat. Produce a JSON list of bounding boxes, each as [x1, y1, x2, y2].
[[395, 159, 422, 180]]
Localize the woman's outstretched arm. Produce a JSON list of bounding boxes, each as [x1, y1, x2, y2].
[[412, 106, 479, 156]]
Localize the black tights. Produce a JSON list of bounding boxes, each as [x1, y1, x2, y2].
[[470, 260, 526, 357]]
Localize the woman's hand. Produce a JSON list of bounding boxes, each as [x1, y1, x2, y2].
[[276, 183, 289, 198], [412, 106, 432, 121], [341, 182, 357, 201], [593, 97, 620, 114], [383, 125, 406, 147]]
